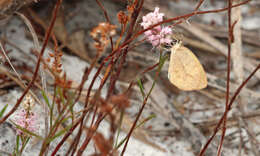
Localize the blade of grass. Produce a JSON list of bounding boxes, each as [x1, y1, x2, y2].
[[19, 137, 30, 155], [15, 135, 20, 155], [0, 104, 8, 118], [46, 124, 72, 144], [68, 91, 76, 123], [11, 121, 43, 139], [41, 90, 51, 110], [115, 110, 125, 147], [50, 86, 58, 129], [57, 87, 65, 105], [137, 79, 146, 98]]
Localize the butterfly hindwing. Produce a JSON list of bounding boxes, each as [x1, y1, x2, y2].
[[168, 44, 207, 91]]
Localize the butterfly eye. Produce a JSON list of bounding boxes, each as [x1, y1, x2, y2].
[[171, 38, 179, 46]]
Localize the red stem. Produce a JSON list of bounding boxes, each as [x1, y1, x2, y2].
[[0, 0, 63, 124], [105, 0, 251, 60], [199, 63, 260, 156], [217, 0, 233, 155]]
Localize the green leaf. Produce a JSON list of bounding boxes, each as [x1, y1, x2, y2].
[[158, 54, 168, 72], [11, 121, 43, 139], [46, 124, 72, 144], [57, 87, 65, 105], [61, 116, 72, 124], [0, 104, 8, 118], [41, 90, 51, 110], [137, 79, 145, 98], [16, 135, 20, 155], [68, 91, 76, 122], [136, 114, 156, 129], [114, 110, 125, 147]]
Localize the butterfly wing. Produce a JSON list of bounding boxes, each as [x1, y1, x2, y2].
[[168, 46, 207, 91]]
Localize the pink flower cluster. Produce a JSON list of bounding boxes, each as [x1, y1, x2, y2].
[[140, 7, 172, 47], [14, 109, 38, 135]]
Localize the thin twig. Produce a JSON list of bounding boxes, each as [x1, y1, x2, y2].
[[199, 63, 260, 156], [217, 0, 233, 155]]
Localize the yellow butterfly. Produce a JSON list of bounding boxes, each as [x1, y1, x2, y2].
[[168, 41, 207, 91]]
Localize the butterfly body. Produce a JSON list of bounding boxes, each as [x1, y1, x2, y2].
[[168, 43, 207, 91]]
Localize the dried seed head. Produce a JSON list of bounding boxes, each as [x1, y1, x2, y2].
[[117, 11, 128, 24], [46, 57, 51, 62], [109, 94, 130, 109], [55, 73, 72, 88], [90, 22, 116, 53], [47, 50, 63, 75], [127, 4, 134, 14], [22, 94, 35, 110]]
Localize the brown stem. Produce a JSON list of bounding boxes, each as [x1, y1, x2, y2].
[[198, 63, 260, 156], [106, 0, 251, 60], [0, 0, 63, 125], [217, 0, 233, 155]]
